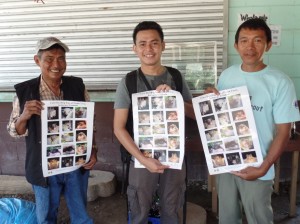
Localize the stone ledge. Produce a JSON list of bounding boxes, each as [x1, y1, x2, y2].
[[87, 170, 116, 201], [0, 175, 33, 195], [179, 202, 207, 224], [0, 170, 116, 202]]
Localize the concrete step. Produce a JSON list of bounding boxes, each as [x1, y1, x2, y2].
[[179, 202, 207, 224], [87, 170, 116, 201], [0, 175, 32, 195], [0, 170, 116, 202]]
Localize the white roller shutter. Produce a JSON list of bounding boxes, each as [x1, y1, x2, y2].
[[0, 0, 227, 92]]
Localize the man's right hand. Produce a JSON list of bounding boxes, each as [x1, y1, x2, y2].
[[142, 157, 169, 173], [21, 100, 44, 120], [15, 100, 44, 135], [204, 86, 220, 95]]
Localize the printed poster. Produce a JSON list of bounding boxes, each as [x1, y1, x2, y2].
[[192, 86, 263, 175], [132, 90, 185, 169], [41, 100, 95, 177]]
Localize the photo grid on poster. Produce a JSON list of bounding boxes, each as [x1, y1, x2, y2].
[[132, 90, 185, 169], [192, 86, 263, 175], [42, 101, 95, 177]]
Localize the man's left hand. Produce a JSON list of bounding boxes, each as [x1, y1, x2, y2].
[[231, 166, 265, 181], [156, 84, 171, 92], [83, 152, 97, 169]]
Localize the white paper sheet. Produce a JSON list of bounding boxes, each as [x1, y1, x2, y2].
[[192, 86, 263, 175], [132, 90, 185, 169], [41, 100, 95, 177]]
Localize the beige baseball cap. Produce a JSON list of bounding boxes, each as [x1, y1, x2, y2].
[[35, 37, 69, 53]]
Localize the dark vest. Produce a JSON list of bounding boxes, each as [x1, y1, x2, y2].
[[15, 75, 86, 186]]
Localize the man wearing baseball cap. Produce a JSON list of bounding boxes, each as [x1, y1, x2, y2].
[[7, 37, 97, 223], [35, 36, 70, 53]]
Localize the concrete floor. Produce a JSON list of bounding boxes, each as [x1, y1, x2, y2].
[[186, 181, 300, 224], [56, 180, 300, 224]]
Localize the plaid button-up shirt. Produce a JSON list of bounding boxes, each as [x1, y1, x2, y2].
[[7, 76, 90, 137]]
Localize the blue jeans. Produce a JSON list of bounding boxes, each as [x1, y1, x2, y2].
[[32, 169, 93, 224]]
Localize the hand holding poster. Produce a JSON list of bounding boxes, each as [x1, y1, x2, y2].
[[192, 86, 263, 175], [41, 100, 95, 177], [132, 90, 185, 169]]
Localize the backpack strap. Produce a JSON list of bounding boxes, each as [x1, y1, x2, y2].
[[126, 67, 183, 95], [126, 66, 183, 95], [125, 70, 138, 102], [120, 71, 137, 194], [124, 66, 183, 136], [137, 68, 153, 91], [122, 70, 139, 140], [165, 66, 183, 93]]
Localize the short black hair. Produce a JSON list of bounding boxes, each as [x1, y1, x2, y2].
[[132, 21, 164, 44], [235, 18, 272, 44]]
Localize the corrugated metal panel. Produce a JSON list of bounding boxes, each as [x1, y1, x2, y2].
[[0, 0, 226, 91]]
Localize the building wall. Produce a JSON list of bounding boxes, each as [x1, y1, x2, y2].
[[0, 0, 225, 92], [1, 100, 298, 182], [228, 0, 300, 98], [0, 102, 207, 181]]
